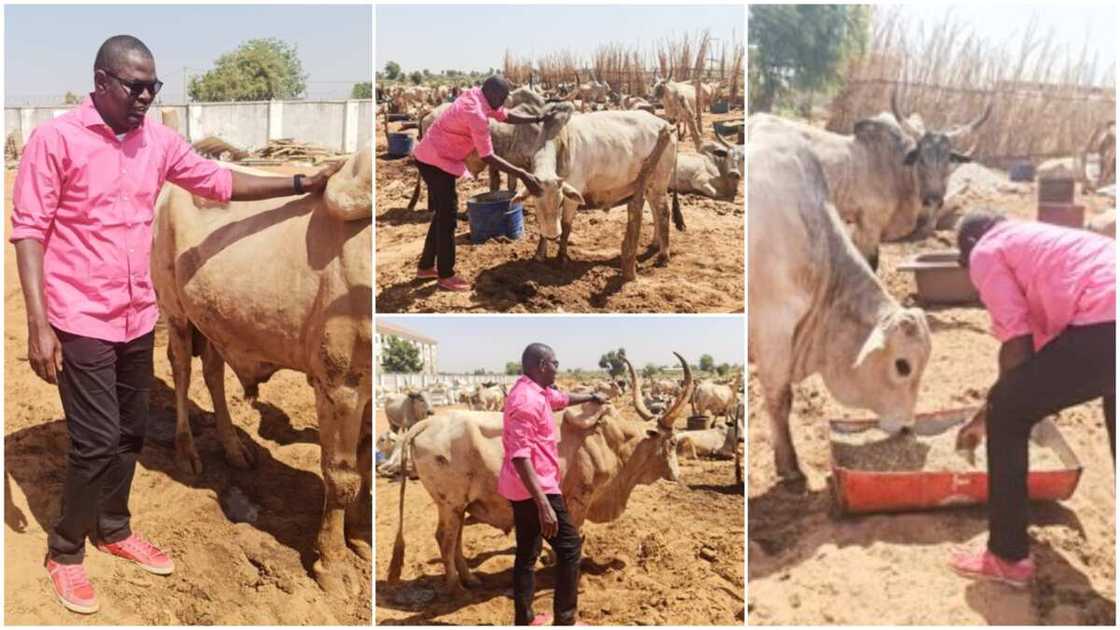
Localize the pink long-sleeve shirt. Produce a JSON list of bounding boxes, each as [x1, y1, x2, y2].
[[10, 96, 233, 343], [497, 376, 570, 502], [412, 86, 508, 177], [969, 219, 1115, 352]]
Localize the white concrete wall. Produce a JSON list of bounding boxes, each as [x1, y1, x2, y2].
[[376, 373, 519, 390], [5, 99, 372, 153]]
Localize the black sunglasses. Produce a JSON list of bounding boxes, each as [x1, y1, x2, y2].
[[103, 70, 163, 99]]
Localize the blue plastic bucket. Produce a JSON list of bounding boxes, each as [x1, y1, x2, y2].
[[387, 132, 414, 158], [710, 100, 730, 114], [467, 191, 524, 244]]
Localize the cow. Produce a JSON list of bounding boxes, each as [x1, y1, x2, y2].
[[376, 430, 417, 479], [671, 135, 744, 201], [747, 92, 991, 270], [651, 378, 683, 398], [570, 71, 613, 112], [1087, 209, 1116, 239], [747, 127, 932, 484], [475, 384, 506, 411], [651, 73, 708, 148], [152, 144, 372, 595], [1084, 120, 1116, 193], [677, 411, 741, 460], [622, 95, 656, 114], [387, 353, 693, 593], [691, 372, 742, 420], [510, 110, 684, 266], [384, 390, 433, 432]]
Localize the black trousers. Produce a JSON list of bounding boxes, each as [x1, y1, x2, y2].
[[48, 327, 155, 564], [511, 494, 582, 625], [987, 322, 1116, 561], [417, 160, 459, 279]]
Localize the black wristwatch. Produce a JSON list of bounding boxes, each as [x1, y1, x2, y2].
[[293, 174, 305, 194]]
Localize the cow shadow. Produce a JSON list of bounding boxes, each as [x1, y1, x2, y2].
[[378, 207, 432, 226], [4, 377, 358, 577], [748, 477, 1088, 582], [376, 567, 515, 623], [254, 399, 319, 446], [376, 280, 441, 313]]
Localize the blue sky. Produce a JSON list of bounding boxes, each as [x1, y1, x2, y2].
[[5, 4, 372, 106], [375, 4, 744, 74], [377, 316, 745, 373]]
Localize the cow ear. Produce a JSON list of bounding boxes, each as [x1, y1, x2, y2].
[[903, 149, 919, 166], [950, 151, 972, 163], [853, 325, 887, 369], [560, 182, 585, 205], [646, 429, 660, 439], [511, 186, 533, 204]]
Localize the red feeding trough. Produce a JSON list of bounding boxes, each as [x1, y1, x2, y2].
[[828, 407, 1082, 516]]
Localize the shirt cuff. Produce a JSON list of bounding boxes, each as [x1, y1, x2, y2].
[[213, 167, 234, 203], [509, 446, 531, 460], [9, 226, 46, 244]]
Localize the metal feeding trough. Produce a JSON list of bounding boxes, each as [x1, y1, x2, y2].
[[828, 407, 1082, 516], [897, 250, 979, 305]]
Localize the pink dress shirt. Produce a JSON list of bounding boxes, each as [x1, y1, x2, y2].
[[497, 375, 570, 502], [969, 219, 1116, 351], [11, 96, 233, 343], [412, 86, 508, 178]]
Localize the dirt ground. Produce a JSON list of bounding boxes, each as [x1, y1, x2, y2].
[[747, 171, 1117, 625], [3, 168, 371, 625], [374, 395, 745, 625], [374, 111, 745, 313]]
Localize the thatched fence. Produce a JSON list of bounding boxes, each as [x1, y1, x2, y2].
[[827, 8, 1115, 167]]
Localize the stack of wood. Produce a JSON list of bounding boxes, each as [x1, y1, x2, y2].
[[252, 138, 347, 164]]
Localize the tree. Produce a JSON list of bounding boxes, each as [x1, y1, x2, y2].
[[716, 363, 731, 377], [748, 5, 869, 113], [699, 354, 716, 373], [473, 368, 487, 376], [350, 81, 372, 99], [63, 91, 81, 105], [505, 361, 522, 376], [641, 363, 659, 380], [188, 38, 307, 102], [381, 336, 423, 373], [598, 348, 627, 379], [408, 71, 423, 85], [384, 61, 401, 81]]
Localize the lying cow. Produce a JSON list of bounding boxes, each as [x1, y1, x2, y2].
[[388, 354, 693, 593], [748, 92, 991, 270], [153, 144, 373, 594], [671, 135, 744, 201], [748, 127, 932, 483], [384, 390, 433, 432], [691, 372, 742, 421], [677, 415, 741, 460]]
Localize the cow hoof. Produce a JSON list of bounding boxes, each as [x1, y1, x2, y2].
[[347, 538, 372, 562], [654, 255, 670, 267], [461, 573, 482, 588], [175, 442, 204, 476], [313, 560, 358, 597], [224, 438, 258, 470], [777, 472, 808, 493], [555, 254, 571, 267]]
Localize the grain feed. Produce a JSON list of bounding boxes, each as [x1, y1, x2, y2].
[[832, 426, 1067, 472]]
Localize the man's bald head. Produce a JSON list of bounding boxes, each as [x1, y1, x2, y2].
[[94, 35, 153, 74], [481, 75, 511, 109], [522, 343, 558, 387], [957, 209, 1006, 268]]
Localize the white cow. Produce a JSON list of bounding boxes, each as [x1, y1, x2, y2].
[[671, 136, 744, 201]]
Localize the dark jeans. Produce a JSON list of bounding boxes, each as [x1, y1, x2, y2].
[[511, 494, 582, 625], [417, 160, 459, 279], [48, 327, 154, 564], [987, 322, 1116, 561]]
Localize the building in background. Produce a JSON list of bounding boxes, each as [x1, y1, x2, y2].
[[375, 320, 438, 375]]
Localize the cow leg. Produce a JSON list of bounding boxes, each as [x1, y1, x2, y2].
[[201, 344, 256, 469], [649, 192, 671, 266], [453, 515, 481, 588], [435, 505, 467, 594], [556, 200, 577, 265], [310, 381, 365, 596], [764, 382, 803, 484], [346, 400, 374, 562], [167, 321, 203, 476], [534, 236, 549, 261]]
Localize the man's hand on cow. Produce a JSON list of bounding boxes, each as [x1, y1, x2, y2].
[[590, 392, 608, 406], [537, 498, 559, 539], [301, 160, 346, 194], [521, 172, 543, 196], [955, 404, 987, 461], [27, 323, 62, 385]]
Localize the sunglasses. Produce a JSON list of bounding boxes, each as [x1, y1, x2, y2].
[[103, 70, 163, 99], [541, 358, 560, 369]]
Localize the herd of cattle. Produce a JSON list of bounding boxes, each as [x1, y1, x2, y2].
[[380, 355, 744, 592], [384, 73, 744, 269]]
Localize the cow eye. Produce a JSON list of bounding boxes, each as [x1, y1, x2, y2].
[[895, 359, 912, 377]]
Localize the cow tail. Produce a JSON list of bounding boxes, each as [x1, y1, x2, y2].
[[388, 419, 426, 582], [671, 140, 686, 231]]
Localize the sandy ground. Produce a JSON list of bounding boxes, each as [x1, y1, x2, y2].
[[374, 395, 745, 625], [3, 168, 371, 624], [747, 170, 1117, 625], [374, 110, 744, 313]]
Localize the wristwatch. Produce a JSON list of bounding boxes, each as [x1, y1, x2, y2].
[[293, 174, 305, 194]]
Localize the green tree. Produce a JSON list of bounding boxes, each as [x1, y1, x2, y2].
[[408, 71, 423, 85], [473, 368, 487, 376], [748, 5, 870, 113], [598, 348, 628, 379], [188, 38, 308, 102], [641, 363, 659, 380], [716, 363, 731, 377], [381, 336, 423, 373], [699, 354, 716, 373], [350, 81, 372, 99], [505, 361, 522, 376], [383, 61, 401, 81], [63, 91, 81, 105]]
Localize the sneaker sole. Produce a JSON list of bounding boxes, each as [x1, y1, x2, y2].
[[950, 563, 1030, 589], [96, 547, 174, 576], [56, 593, 99, 615]]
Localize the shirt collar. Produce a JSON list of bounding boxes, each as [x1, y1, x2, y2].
[[79, 93, 145, 134], [516, 374, 548, 395]]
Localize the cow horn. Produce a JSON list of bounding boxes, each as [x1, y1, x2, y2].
[[658, 352, 693, 430], [890, 91, 921, 140], [714, 129, 732, 148], [623, 357, 655, 421], [946, 101, 993, 140]]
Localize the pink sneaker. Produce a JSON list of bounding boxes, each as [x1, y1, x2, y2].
[[45, 558, 99, 614], [949, 546, 1034, 588], [96, 533, 174, 576], [416, 266, 438, 280], [437, 275, 471, 292], [529, 613, 553, 626]]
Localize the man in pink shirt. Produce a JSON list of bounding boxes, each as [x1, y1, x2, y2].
[[11, 35, 341, 615], [950, 210, 1115, 588], [499, 343, 605, 626], [412, 75, 545, 292]]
